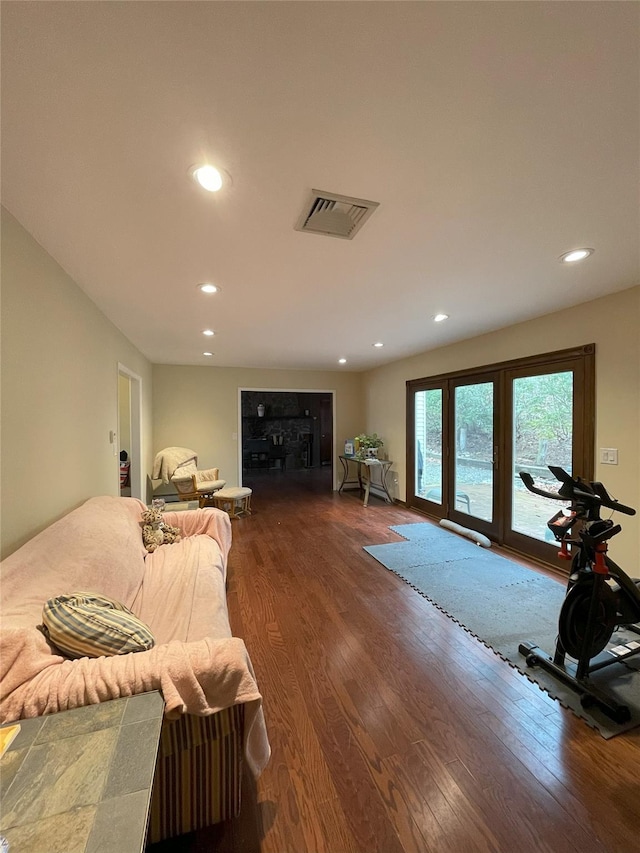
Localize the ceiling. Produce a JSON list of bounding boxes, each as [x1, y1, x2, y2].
[[2, 2, 638, 372]]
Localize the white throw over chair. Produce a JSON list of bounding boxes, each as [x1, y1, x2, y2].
[[152, 447, 226, 507]]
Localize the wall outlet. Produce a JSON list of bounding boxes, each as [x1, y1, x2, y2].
[[600, 448, 618, 464]]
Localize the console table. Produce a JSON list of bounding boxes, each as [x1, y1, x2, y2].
[[338, 455, 394, 507], [0, 691, 164, 852]]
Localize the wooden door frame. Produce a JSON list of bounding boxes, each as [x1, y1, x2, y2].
[[502, 353, 595, 563], [237, 388, 336, 487], [447, 371, 501, 541], [117, 363, 143, 501], [407, 379, 449, 520], [406, 344, 595, 567]]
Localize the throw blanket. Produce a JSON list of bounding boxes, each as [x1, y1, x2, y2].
[[0, 496, 270, 775], [152, 447, 198, 484], [0, 631, 270, 776]]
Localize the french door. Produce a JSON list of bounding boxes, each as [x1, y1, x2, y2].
[[407, 345, 595, 565], [410, 373, 499, 540]]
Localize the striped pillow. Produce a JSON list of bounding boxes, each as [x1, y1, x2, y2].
[[42, 592, 155, 659]]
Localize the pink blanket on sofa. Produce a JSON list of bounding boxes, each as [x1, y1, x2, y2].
[[0, 496, 270, 775], [0, 629, 269, 774]]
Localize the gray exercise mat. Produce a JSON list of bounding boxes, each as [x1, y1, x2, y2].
[[364, 523, 640, 737]]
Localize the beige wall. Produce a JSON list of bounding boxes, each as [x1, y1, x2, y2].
[[1, 209, 153, 558], [152, 365, 364, 490], [361, 286, 640, 566], [3, 202, 637, 566]]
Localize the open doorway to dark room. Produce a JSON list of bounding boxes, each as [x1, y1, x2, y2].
[[240, 390, 333, 493]]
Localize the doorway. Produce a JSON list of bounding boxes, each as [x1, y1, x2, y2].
[[118, 364, 143, 501], [407, 345, 595, 565], [239, 389, 334, 487]]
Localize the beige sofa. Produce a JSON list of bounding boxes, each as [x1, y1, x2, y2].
[[0, 496, 270, 843]]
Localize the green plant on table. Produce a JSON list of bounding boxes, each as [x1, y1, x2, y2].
[[355, 433, 384, 458]]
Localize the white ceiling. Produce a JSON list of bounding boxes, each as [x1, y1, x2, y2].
[[2, 2, 638, 372]]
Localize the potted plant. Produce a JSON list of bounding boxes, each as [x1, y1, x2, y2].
[[355, 433, 384, 459]]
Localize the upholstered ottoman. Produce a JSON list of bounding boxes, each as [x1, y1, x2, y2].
[[210, 487, 252, 518]]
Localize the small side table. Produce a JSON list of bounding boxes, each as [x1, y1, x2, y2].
[[0, 691, 164, 853], [338, 456, 394, 507]]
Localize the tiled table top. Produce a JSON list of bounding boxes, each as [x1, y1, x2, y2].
[[0, 691, 164, 853]]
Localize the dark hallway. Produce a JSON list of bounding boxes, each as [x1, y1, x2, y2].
[[241, 391, 333, 489]]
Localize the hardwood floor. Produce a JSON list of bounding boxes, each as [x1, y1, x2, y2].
[[152, 468, 640, 852]]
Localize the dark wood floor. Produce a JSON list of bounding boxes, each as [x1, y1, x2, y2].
[[153, 468, 640, 852]]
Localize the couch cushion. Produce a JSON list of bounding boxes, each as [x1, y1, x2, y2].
[[134, 535, 231, 644], [42, 592, 155, 659], [195, 479, 226, 493]]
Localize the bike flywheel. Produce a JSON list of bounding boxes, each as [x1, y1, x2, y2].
[[558, 576, 618, 660]]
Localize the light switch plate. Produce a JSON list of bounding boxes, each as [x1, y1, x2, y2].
[[600, 448, 618, 464]]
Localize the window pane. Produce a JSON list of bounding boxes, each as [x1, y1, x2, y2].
[[512, 371, 573, 541], [415, 389, 442, 503], [454, 382, 494, 521]]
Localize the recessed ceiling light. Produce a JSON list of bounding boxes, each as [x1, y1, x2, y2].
[[198, 283, 220, 294], [373, 342, 384, 348], [203, 352, 214, 357], [338, 358, 347, 364], [191, 164, 224, 192], [202, 329, 215, 336], [434, 313, 449, 322], [559, 248, 594, 264]]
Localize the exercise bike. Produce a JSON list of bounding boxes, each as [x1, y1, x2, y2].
[[518, 465, 638, 723]]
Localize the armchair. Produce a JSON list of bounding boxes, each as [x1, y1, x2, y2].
[[153, 447, 226, 507], [172, 464, 226, 506]]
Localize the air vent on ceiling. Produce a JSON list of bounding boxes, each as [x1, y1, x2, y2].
[[295, 190, 380, 240]]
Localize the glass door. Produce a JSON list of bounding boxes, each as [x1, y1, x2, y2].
[[407, 345, 594, 567], [504, 358, 591, 561], [409, 376, 499, 538], [449, 377, 499, 539], [411, 384, 447, 518], [511, 371, 572, 541]]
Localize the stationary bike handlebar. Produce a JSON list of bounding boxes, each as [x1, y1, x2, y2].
[[519, 467, 636, 516]]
